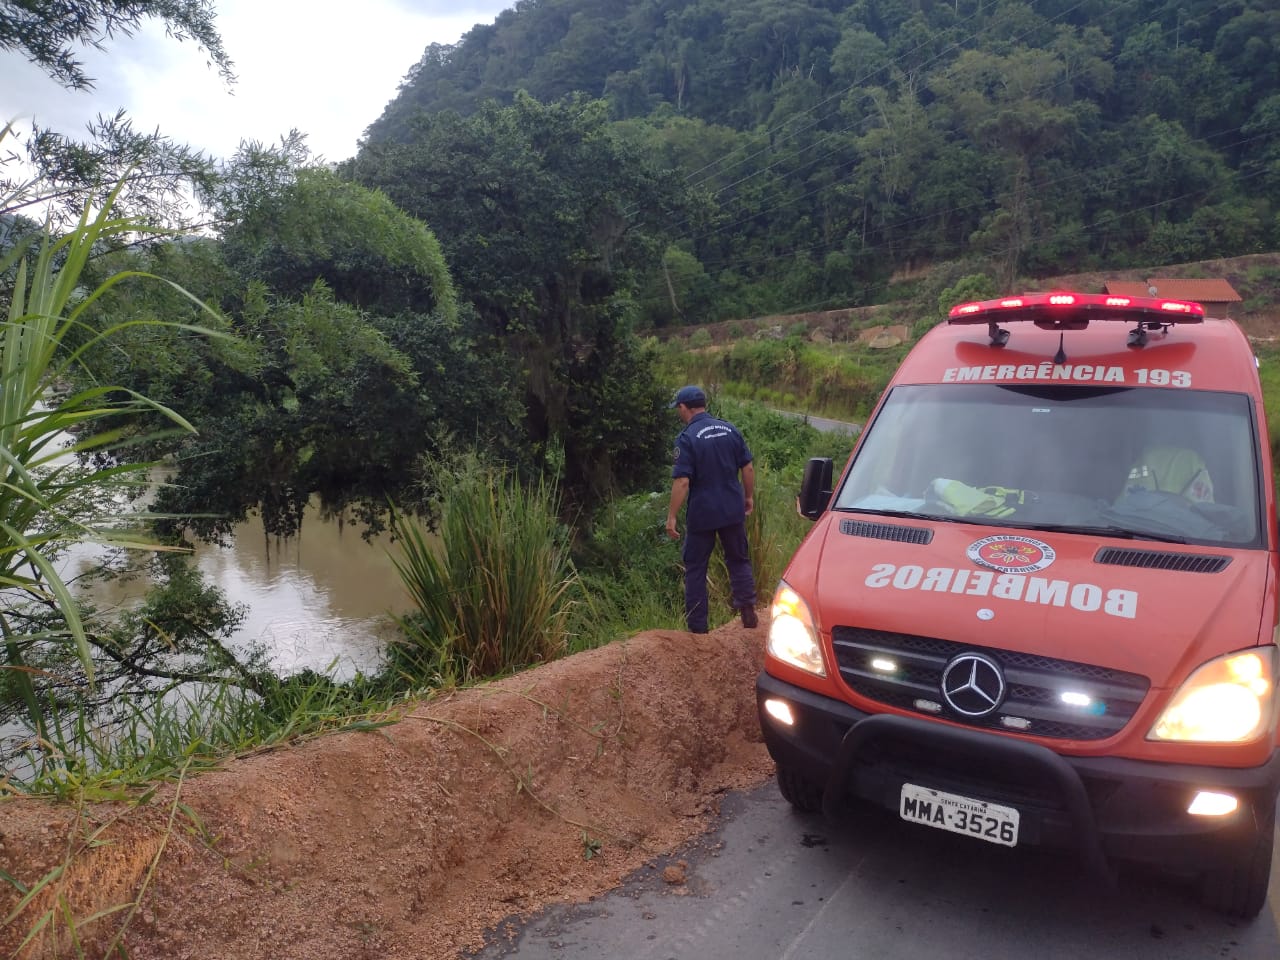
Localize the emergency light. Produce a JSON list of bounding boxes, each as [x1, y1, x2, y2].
[[947, 292, 1205, 348]]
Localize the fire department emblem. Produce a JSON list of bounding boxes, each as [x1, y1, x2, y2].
[[966, 535, 1055, 575]]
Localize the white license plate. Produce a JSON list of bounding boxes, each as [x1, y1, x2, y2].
[[899, 783, 1020, 847]]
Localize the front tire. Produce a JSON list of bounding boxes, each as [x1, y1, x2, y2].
[[1198, 806, 1275, 920], [776, 765, 824, 813]]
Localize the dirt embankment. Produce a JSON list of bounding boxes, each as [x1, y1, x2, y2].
[[0, 623, 774, 960]]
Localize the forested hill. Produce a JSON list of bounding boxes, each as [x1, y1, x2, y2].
[[358, 0, 1279, 326], [367, 0, 1275, 139]]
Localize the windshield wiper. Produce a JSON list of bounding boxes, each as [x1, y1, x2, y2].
[[1010, 521, 1188, 543], [845, 507, 970, 524], [844, 510, 1190, 542]]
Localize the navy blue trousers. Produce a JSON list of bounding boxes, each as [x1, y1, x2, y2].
[[682, 522, 757, 633]]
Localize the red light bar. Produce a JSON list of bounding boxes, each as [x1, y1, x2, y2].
[[948, 291, 1204, 325]]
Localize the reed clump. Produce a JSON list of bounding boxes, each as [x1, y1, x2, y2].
[[389, 459, 577, 682]]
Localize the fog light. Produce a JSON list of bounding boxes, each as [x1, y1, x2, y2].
[[764, 698, 794, 726], [1188, 791, 1238, 817]]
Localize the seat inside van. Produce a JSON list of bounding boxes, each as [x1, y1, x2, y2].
[[1122, 445, 1215, 503]]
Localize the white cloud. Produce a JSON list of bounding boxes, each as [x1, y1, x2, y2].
[[1, 0, 512, 163]]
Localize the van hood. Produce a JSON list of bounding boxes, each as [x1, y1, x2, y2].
[[801, 517, 1270, 688]]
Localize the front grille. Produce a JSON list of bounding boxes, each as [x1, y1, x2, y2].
[[832, 627, 1149, 741], [1094, 547, 1230, 573]]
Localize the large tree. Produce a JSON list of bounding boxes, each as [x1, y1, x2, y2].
[[354, 92, 699, 509], [216, 145, 458, 319], [76, 146, 516, 541], [3, 109, 220, 236]]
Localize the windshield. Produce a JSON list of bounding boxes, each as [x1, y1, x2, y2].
[[834, 384, 1263, 546]]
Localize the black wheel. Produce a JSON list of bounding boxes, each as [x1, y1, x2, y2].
[[1198, 807, 1275, 920], [775, 765, 824, 813]]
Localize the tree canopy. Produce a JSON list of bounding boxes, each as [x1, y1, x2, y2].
[[355, 92, 698, 508], [1, 1, 234, 235], [76, 144, 516, 541], [363, 0, 1279, 318], [0, 0, 234, 90]]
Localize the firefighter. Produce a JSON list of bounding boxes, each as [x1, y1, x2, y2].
[[665, 385, 759, 633]]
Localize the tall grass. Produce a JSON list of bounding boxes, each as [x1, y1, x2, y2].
[[0, 178, 226, 778], [7, 671, 402, 803], [389, 459, 578, 682], [568, 492, 687, 646], [657, 335, 901, 421], [745, 459, 811, 598], [1255, 344, 1280, 480]]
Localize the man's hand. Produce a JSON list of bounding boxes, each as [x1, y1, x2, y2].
[[741, 463, 756, 516], [667, 477, 690, 541]]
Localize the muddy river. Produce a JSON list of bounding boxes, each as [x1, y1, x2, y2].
[[63, 506, 411, 680]]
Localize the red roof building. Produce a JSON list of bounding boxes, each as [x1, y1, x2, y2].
[[1104, 278, 1242, 305]]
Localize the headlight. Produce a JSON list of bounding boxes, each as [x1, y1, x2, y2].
[[767, 581, 826, 677], [1148, 647, 1277, 743]]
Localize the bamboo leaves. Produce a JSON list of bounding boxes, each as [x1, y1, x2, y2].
[[0, 180, 220, 766]]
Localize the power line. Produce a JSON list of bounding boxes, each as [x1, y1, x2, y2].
[[632, 153, 1274, 319], [682, 123, 1274, 277], [647, 0, 1258, 280]]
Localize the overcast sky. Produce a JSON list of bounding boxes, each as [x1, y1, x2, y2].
[[1, 0, 512, 164]]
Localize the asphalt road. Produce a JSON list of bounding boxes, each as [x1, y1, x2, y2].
[[473, 779, 1279, 960], [770, 409, 860, 435], [796, 413, 860, 435]]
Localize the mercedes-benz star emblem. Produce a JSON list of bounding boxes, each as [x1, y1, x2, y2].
[[940, 653, 1006, 717]]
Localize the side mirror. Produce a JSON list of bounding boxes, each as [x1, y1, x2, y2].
[[797, 458, 834, 520]]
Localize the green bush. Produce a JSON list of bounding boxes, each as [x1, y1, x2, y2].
[[937, 273, 998, 316], [658, 331, 894, 421], [389, 459, 577, 682], [715, 398, 854, 480], [570, 491, 686, 644]]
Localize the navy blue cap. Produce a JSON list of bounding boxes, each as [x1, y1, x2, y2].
[[668, 385, 707, 408]]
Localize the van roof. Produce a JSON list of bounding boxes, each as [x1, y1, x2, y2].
[[897, 313, 1259, 394]]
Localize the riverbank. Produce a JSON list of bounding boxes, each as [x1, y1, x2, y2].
[[0, 619, 774, 959]]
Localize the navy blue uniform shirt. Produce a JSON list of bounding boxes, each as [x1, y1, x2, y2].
[[672, 411, 753, 532]]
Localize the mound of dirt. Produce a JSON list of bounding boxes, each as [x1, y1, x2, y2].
[[0, 623, 775, 959]]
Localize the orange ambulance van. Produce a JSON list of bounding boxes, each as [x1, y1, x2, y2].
[[757, 291, 1280, 918]]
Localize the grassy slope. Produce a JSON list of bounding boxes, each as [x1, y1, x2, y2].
[[657, 252, 1280, 429]]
